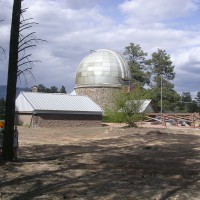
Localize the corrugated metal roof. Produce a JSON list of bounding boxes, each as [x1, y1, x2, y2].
[[70, 90, 76, 95], [139, 100, 152, 113], [15, 92, 102, 113]]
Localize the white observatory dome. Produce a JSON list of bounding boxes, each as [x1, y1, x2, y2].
[[75, 49, 131, 88]]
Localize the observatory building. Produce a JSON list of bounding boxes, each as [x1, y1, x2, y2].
[[74, 49, 132, 109]]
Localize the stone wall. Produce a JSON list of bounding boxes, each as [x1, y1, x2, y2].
[[33, 113, 102, 128], [15, 113, 32, 126], [16, 113, 102, 128], [75, 87, 121, 110]]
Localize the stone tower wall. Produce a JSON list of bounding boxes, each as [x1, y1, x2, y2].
[[75, 87, 121, 110]]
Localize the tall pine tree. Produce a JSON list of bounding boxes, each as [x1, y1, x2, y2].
[[123, 43, 151, 87], [148, 49, 179, 112]]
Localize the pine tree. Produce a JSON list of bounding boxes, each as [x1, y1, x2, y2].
[[60, 85, 67, 93], [148, 49, 178, 112], [195, 92, 200, 107], [124, 43, 151, 86]]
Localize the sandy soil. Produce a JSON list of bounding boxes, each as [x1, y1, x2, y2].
[[0, 125, 200, 200]]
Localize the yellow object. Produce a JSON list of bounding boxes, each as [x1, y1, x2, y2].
[[0, 121, 5, 128]]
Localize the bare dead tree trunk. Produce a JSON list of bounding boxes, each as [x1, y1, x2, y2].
[[3, 0, 21, 161]]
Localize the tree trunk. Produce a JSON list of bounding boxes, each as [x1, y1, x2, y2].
[[2, 0, 21, 161]]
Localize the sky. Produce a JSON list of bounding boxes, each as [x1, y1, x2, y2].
[[1, 0, 200, 97]]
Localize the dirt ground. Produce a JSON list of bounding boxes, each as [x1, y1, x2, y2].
[[0, 124, 200, 200]]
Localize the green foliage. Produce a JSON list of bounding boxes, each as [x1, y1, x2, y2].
[[37, 84, 46, 92], [60, 85, 67, 93], [194, 92, 200, 112], [176, 92, 199, 113], [37, 84, 66, 93], [181, 92, 192, 102], [105, 87, 148, 127], [124, 43, 151, 86], [195, 92, 200, 106], [147, 81, 179, 112], [189, 101, 199, 113], [124, 44, 178, 112], [49, 86, 58, 93], [146, 48, 178, 112], [149, 49, 175, 85]]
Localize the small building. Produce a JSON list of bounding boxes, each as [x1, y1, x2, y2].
[[119, 99, 156, 114], [138, 99, 156, 113], [15, 92, 102, 128]]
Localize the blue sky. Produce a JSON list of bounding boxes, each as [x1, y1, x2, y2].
[[0, 0, 200, 98]]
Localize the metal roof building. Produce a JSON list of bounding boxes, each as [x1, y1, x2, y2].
[[15, 92, 102, 127], [131, 99, 155, 113]]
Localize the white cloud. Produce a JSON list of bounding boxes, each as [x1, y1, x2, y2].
[[119, 0, 198, 24], [173, 47, 200, 68], [1, 0, 200, 97], [188, 47, 200, 64]]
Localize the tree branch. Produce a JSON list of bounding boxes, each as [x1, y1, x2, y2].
[[18, 54, 32, 63], [17, 68, 36, 83], [18, 39, 37, 49], [20, 17, 33, 24], [19, 32, 36, 43], [20, 22, 38, 29], [18, 44, 36, 53], [21, 8, 28, 14], [0, 47, 6, 60], [20, 25, 32, 32], [18, 60, 40, 67], [19, 38, 46, 50]]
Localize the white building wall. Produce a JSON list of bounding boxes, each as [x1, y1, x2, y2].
[[15, 94, 33, 112]]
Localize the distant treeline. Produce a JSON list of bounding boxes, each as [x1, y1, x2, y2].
[[36, 84, 67, 93]]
